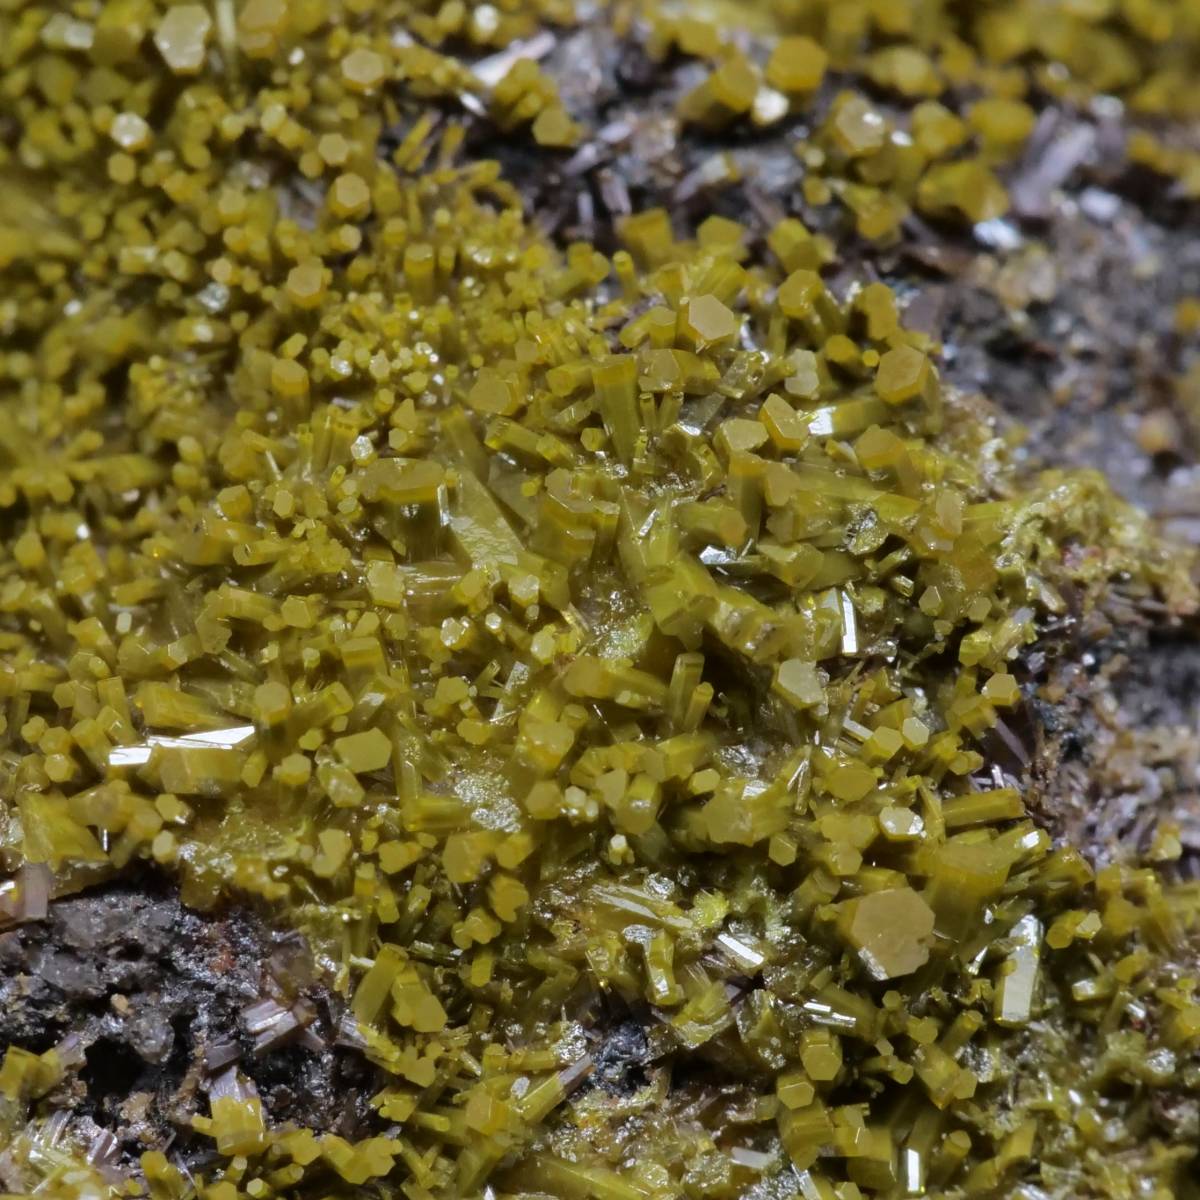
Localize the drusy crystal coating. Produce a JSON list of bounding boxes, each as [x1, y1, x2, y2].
[[1, 2, 1199, 1199]]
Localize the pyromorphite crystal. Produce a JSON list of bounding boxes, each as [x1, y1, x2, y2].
[[271, 358, 309, 399], [153, 4, 211, 74], [994, 913, 1042, 1026], [839, 888, 937, 980], [334, 729, 392, 774], [238, 0, 288, 58], [917, 159, 1010, 223], [110, 111, 151, 152], [827, 764, 878, 803], [773, 659, 825, 707], [778, 269, 828, 319], [766, 36, 828, 94], [286, 259, 326, 308], [875, 345, 934, 404], [968, 97, 1037, 154], [341, 46, 386, 91], [532, 105, 580, 147], [799, 1029, 843, 1081], [1, 1, 1198, 1198], [679, 55, 760, 129], [759, 393, 809, 450], [329, 172, 372, 219], [827, 92, 889, 156], [681, 294, 739, 347]]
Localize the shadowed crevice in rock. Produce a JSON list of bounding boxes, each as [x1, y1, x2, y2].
[[0, 874, 381, 1171]]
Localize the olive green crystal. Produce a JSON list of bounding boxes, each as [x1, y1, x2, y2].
[[838, 887, 937, 980]]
